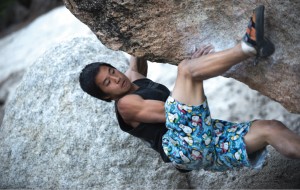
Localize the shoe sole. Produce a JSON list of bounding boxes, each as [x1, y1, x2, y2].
[[255, 5, 265, 51], [260, 37, 275, 57], [255, 5, 275, 58]]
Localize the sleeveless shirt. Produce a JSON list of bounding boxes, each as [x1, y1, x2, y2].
[[114, 78, 171, 162]]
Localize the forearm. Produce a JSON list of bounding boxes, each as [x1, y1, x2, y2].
[[129, 56, 148, 77]]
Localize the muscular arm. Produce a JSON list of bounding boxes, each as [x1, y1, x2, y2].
[[125, 56, 148, 82], [117, 94, 165, 125]]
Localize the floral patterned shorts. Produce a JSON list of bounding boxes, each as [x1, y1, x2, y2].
[[162, 96, 265, 172]]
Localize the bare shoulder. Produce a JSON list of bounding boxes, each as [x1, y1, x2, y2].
[[118, 94, 142, 105], [125, 70, 145, 82]]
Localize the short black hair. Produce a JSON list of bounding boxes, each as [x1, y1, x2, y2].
[[79, 62, 115, 102]]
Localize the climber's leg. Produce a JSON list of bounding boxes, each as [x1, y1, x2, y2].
[[170, 43, 249, 105], [244, 120, 300, 158], [171, 5, 274, 105]]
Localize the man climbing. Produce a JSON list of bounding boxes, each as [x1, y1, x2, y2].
[[79, 5, 300, 172]]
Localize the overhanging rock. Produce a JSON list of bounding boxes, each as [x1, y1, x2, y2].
[[63, 0, 300, 113]]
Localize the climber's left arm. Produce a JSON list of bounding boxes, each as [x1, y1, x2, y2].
[[125, 56, 148, 82]]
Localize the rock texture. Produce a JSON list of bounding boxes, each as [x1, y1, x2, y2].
[[1, 36, 300, 189], [63, 0, 300, 113], [0, 37, 187, 189]]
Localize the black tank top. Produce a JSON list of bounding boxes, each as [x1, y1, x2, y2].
[[114, 78, 171, 162]]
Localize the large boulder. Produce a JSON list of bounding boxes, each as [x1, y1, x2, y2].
[[63, 0, 300, 113], [0, 36, 187, 189], [1, 36, 300, 189]]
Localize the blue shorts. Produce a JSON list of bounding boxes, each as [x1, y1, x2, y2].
[[162, 96, 267, 171]]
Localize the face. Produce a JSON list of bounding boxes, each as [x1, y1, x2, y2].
[[95, 65, 132, 100]]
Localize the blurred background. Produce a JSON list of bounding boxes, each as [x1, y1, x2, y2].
[[0, 0, 84, 125], [0, 0, 63, 38]]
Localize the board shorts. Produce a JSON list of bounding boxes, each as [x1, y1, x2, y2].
[[162, 96, 268, 172]]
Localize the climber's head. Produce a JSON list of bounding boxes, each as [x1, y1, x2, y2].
[[79, 62, 133, 102], [79, 62, 115, 102]]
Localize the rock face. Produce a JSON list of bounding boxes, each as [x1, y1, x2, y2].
[[0, 36, 187, 189], [63, 0, 300, 113], [1, 36, 300, 189]]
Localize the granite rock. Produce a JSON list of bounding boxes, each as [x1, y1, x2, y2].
[[1, 36, 300, 189], [0, 36, 188, 189], [63, 0, 300, 113]]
